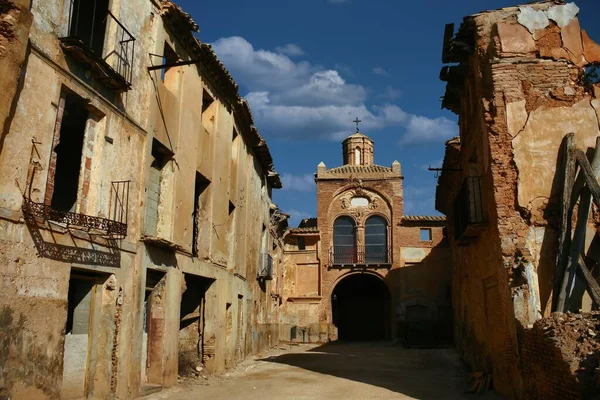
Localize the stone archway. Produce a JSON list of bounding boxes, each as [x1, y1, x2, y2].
[[331, 273, 391, 341]]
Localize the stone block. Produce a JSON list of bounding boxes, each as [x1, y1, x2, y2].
[[582, 30, 600, 64], [497, 22, 537, 56], [561, 18, 585, 66]]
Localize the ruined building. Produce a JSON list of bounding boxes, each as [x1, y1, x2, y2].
[[281, 129, 454, 345], [437, 1, 600, 398], [0, 0, 287, 399]]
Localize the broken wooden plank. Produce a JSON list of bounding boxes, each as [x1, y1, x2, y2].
[[575, 149, 600, 208], [559, 138, 600, 311], [555, 133, 577, 311], [576, 255, 600, 307]]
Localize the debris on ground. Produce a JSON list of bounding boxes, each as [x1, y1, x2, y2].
[[535, 312, 600, 396]]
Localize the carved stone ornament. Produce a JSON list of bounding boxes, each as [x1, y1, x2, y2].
[[336, 189, 383, 223]]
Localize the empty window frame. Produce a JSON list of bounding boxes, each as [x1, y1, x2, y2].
[[50, 94, 89, 212], [68, 0, 110, 55], [419, 228, 432, 241], [192, 172, 210, 256], [145, 139, 172, 236]]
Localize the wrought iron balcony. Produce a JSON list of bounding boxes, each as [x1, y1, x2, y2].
[[60, 1, 135, 91], [453, 176, 486, 243], [258, 252, 273, 281], [329, 245, 391, 268], [22, 181, 129, 238]]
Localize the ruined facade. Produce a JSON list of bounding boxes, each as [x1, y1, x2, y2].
[[437, 2, 600, 398], [0, 1, 286, 399], [281, 131, 453, 345]]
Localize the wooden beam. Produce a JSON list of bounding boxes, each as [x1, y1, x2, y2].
[[575, 149, 600, 207], [577, 255, 600, 307], [554, 133, 577, 311], [558, 138, 600, 311]]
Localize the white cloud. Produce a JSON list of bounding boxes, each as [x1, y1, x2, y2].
[[281, 173, 315, 192], [378, 85, 401, 101], [400, 115, 457, 145], [211, 36, 457, 143], [403, 185, 440, 216], [372, 67, 389, 76], [276, 43, 305, 57]]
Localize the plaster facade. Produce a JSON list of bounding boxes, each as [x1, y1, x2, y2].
[[0, 1, 286, 399], [437, 2, 600, 398], [281, 132, 453, 345]]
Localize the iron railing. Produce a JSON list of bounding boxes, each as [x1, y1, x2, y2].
[[111, 181, 130, 232], [62, 0, 135, 89], [258, 253, 273, 280], [329, 245, 391, 266], [22, 179, 129, 238], [453, 176, 485, 241]]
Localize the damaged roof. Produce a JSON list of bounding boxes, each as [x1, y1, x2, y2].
[[325, 165, 393, 174], [401, 215, 447, 225], [158, 1, 281, 189]]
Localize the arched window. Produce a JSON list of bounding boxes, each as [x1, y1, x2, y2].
[[365, 216, 388, 263], [333, 216, 356, 263], [355, 147, 361, 165]]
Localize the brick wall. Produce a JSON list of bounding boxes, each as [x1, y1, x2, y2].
[[520, 325, 580, 400]]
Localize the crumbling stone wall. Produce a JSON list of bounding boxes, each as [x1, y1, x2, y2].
[[437, 2, 600, 399], [0, 0, 31, 142]]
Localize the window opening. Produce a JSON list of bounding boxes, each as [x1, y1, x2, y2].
[[333, 216, 356, 263], [355, 147, 361, 165], [201, 90, 215, 122], [419, 228, 432, 241], [297, 237, 306, 251], [365, 216, 388, 263], [69, 0, 110, 55], [161, 42, 178, 82], [192, 172, 210, 256], [145, 139, 172, 236], [51, 94, 89, 212]]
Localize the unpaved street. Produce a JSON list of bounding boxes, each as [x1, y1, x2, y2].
[[142, 342, 500, 400]]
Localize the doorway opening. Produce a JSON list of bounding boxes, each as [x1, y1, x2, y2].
[[178, 274, 214, 376], [331, 273, 390, 341], [142, 268, 166, 388]]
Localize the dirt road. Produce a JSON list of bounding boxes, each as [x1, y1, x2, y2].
[[142, 342, 501, 400]]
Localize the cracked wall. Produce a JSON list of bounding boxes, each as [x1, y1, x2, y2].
[[438, 2, 600, 399]]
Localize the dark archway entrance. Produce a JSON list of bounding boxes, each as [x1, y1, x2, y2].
[[331, 273, 391, 341]]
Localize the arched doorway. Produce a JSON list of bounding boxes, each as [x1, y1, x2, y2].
[[331, 273, 391, 341]]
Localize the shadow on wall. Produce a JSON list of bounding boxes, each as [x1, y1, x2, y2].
[[386, 243, 454, 348], [259, 341, 475, 399]]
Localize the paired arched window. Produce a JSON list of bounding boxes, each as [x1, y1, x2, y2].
[[333, 216, 356, 263], [365, 216, 388, 263]]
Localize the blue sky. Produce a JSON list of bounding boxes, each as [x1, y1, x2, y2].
[[177, 0, 600, 226]]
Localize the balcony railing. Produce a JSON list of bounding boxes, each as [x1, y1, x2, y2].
[[258, 253, 273, 280], [453, 176, 486, 243], [61, 1, 135, 91], [329, 245, 391, 267]]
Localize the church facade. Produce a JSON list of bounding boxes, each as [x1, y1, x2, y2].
[[280, 129, 454, 344]]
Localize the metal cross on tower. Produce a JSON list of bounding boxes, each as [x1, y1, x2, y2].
[[353, 117, 362, 133]]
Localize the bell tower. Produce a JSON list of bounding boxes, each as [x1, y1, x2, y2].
[[342, 118, 374, 166]]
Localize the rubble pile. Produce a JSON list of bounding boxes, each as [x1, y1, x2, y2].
[[535, 312, 600, 395]]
